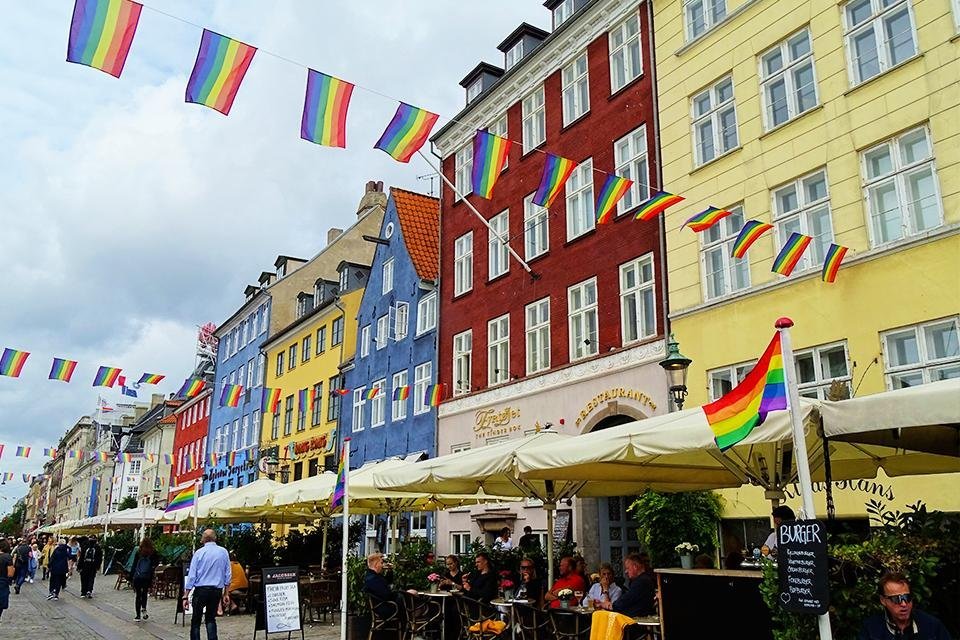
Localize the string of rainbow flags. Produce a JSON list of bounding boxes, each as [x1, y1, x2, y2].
[[64, 0, 852, 282]]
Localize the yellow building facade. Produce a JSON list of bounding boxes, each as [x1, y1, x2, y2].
[[652, 0, 960, 541]]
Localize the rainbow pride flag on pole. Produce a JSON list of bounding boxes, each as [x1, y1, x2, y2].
[[15, 446, 31, 458], [0, 349, 30, 378], [634, 191, 684, 221], [471, 130, 512, 198], [93, 366, 122, 387], [532, 154, 577, 208], [772, 232, 812, 276], [821, 243, 849, 283], [66, 0, 142, 78], [301, 69, 354, 148], [702, 333, 787, 451], [137, 373, 164, 385], [684, 206, 731, 232], [331, 443, 347, 510], [220, 383, 243, 408], [262, 387, 282, 414], [595, 175, 633, 224], [185, 29, 257, 115], [374, 102, 439, 163], [424, 383, 445, 408], [393, 385, 410, 401], [178, 377, 206, 398], [165, 483, 197, 513], [298, 388, 313, 414], [731, 220, 773, 259], [49, 358, 78, 382], [44, 448, 59, 458]]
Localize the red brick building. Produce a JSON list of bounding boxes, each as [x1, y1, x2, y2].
[[432, 0, 670, 568], [169, 388, 211, 502]]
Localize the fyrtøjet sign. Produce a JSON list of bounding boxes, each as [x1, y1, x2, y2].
[[777, 519, 829, 615]]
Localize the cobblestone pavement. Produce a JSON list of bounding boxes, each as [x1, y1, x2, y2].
[[1, 574, 342, 640]]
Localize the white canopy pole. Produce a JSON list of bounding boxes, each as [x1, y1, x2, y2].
[[339, 439, 351, 640]]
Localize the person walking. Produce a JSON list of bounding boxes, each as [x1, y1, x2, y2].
[[183, 529, 231, 640], [131, 538, 159, 620], [12, 539, 31, 594], [28, 543, 39, 583], [67, 537, 80, 580], [40, 538, 54, 581], [48, 539, 70, 601], [0, 540, 14, 623], [79, 537, 102, 598]]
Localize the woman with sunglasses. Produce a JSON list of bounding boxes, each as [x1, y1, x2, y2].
[[515, 558, 545, 608]]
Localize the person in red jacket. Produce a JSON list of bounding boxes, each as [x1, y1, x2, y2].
[[544, 556, 588, 608]]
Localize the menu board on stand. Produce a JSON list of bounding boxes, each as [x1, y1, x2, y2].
[[254, 566, 304, 639], [777, 519, 829, 615]]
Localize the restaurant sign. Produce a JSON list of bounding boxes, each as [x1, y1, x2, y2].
[[575, 388, 657, 427], [777, 519, 829, 615], [474, 407, 522, 439], [293, 434, 329, 456]]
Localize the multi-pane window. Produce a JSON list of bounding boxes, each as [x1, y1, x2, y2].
[[360, 325, 370, 358], [523, 193, 549, 259], [454, 232, 473, 296], [609, 13, 641, 92], [772, 169, 834, 273], [707, 362, 755, 400], [862, 127, 942, 246], [327, 376, 341, 421], [506, 40, 524, 70], [275, 352, 284, 377], [614, 126, 649, 214], [370, 380, 386, 427], [316, 327, 326, 354], [562, 52, 590, 125], [352, 388, 365, 432], [566, 158, 595, 240], [376, 315, 389, 350], [488, 315, 510, 386], [312, 383, 323, 425], [843, 0, 917, 86], [522, 87, 546, 153], [416, 293, 437, 335], [414, 362, 432, 415], [246, 358, 255, 390], [466, 79, 482, 104], [692, 76, 738, 167], [232, 419, 240, 450], [685, 0, 726, 40], [260, 305, 268, 333], [339, 268, 349, 293], [288, 343, 298, 370], [271, 405, 280, 440], [489, 115, 508, 170], [331, 317, 344, 346], [795, 342, 851, 399], [620, 255, 656, 344], [240, 415, 250, 448], [302, 335, 311, 363], [883, 318, 960, 388], [453, 330, 473, 396], [568, 278, 599, 361], [488, 210, 510, 280], [297, 393, 307, 432], [451, 532, 472, 555], [760, 29, 818, 130], [283, 395, 294, 436], [553, 0, 575, 27], [525, 298, 550, 375], [382, 259, 394, 294], [394, 302, 409, 341], [702, 206, 750, 300], [392, 370, 408, 421]]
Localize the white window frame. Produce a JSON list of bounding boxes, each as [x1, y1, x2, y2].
[[416, 293, 437, 335], [466, 78, 482, 103], [240, 414, 250, 449], [391, 370, 408, 421], [701, 205, 750, 300], [614, 126, 649, 214], [568, 278, 599, 361], [759, 28, 819, 131], [455, 142, 473, 199], [566, 158, 595, 240], [954, 0, 960, 32], [246, 357, 256, 389], [772, 169, 835, 274], [376, 315, 389, 350], [609, 12, 642, 93], [684, 0, 727, 41], [454, 232, 474, 296], [488, 210, 510, 280], [505, 40, 524, 70], [794, 341, 852, 399], [489, 115, 508, 170], [882, 317, 960, 389], [691, 75, 738, 167], [451, 532, 472, 555], [414, 362, 432, 415], [394, 302, 409, 341], [842, 0, 918, 87], [562, 51, 590, 125], [453, 330, 473, 396], [861, 126, 943, 247], [382, 259, 394, 295], [525, 298, 551, 375], [352, 388, 365, 432], [523, 193, 549, 259], [488, 314, 510, 386], [620, 254, 657, 345], [521, 86, 546, 154], [707, 361, 756, 401], [553, 0, 575, 28], [370, 379, 386, 427]]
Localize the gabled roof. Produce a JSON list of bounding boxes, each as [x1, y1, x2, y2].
[[460, 62, 504, 89], [391, 188, 440, 281], [497, 22, 550, 52]]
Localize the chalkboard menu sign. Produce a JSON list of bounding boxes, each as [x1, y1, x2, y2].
[[553, 510, 572, 542], [777, 519, 829, 615], [263, 566, 302, 633]]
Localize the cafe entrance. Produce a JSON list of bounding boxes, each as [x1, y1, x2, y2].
[[589, 414, 643, 567]]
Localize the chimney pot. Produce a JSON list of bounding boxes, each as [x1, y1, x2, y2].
[[327, 228, 344, 245]]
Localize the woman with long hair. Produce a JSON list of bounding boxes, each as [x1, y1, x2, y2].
[[131, 538, 160, 621]]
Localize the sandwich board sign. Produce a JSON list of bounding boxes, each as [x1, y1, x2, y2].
[[262, 566, 302, 635]]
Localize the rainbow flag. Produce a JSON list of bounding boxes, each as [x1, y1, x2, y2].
[[178, 377, 206, 398], [702, 333, 787, 451], [137, 373, 164, 385], [165, 483, 197, 513], [15, 446, 30, 458], [331, 444, 346, 510], [298, 388, 313, 414], [301, 69, 354, 148], [49, 358, 78, 382], [684, 206, 731, 232], [66, 0, 142, 78], [227, 451, 237, 467], [334, 387, 350, 396], [532, 154, 577, 208], [163, 453, 172, 465], [595, 175, 633, 224], [23, 474, 33, 483], [261, 387, 282, 413], [471, 130, 512, 198], [634, 191, 684, 221], [772, 232, 812, 276], [44, 448, 59, 458], [731, 220, 773, 259], [220, 383, 243, 408], [821, 243, 849, 283], [208, 453, 218, 466], [374, 102, 439, 163], [0, 349, 30, 377], [424, 383, 445, 407], [122, 452, 134, 463], [365, 387, 381, 401], [2, 473, 13, 482], [98, 451, 111, 462], [393, 385, 410, 401], [93, 366, 122, 387], [185, 29, 257, 116]]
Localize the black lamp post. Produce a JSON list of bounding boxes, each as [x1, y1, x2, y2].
[[659, 334, 692, 411]]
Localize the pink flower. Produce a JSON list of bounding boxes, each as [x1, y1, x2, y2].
[[427, 573, 441, 583], [500, 579, 515, 589]]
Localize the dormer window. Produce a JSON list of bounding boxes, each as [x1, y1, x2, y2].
[[339, 268, 349, 292], [314, 283, 323, 306], [297, 296, 308, 318], [466, 78, 483, 103], [553, 0, 575, 28], [276, 263, 286, 278], [505, 40, 524, 69]]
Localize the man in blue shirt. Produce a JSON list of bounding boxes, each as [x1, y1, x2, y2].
[[183, 529, 232, 640]]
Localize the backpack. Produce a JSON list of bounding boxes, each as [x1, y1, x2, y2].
[[83, 545, 97, 566], [133, 554, 153, 580]]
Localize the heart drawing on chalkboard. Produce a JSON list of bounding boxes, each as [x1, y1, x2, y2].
[[780, 592, 791, 604]]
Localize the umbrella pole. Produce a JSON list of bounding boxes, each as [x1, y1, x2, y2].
[[139, 507, 146, 542], [545, 504, 555, 586], [320, 518, 329, 571], [390, 513, 398, 555]]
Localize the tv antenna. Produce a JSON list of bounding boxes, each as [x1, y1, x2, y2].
[[417, 172, 438, 197]]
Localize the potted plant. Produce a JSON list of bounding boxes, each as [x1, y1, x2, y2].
[[500, 577, 516, 600], [556, 588, 574, 609], [675, 542, 699, 569], [427, 572, 441, 593]]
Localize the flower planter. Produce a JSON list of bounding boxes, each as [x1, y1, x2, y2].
[[429, 583, 439, 594], [680, 554, 694, 569]]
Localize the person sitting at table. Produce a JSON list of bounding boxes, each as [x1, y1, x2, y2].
[[544, 556, 588, 608], [364, 552, 403, 619], [515, 557, 545, 608], [595, 554, 656, 618], [226, 551, 248, 614], [858, 572, 951, 640], [461, 552, 498, 603], [585, 563, 623, 609], [439, 554, 462, 591]]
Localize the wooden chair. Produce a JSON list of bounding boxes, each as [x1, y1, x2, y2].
[[114, 566, 131, 590], [456, 596, 507, 640], [402, 592, 442, 640], [548, 608, 591, 640], [368, 594, 403, 640], [514, 602, 550, 640]]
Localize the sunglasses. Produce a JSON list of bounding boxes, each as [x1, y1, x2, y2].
[[520, 565, 533, 570], [882, 593, 913, 604]]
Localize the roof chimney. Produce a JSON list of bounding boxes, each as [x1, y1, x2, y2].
[[356, 180, 387, 218], [327, 228, 344, 245]]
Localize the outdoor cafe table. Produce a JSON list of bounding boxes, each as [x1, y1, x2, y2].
[[421, 589, 456, 640], [491, 598, 536, 640]]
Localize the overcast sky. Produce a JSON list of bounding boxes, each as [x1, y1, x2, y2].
[[0, 0, 547, 510]]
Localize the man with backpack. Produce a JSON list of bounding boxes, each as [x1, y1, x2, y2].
[[12, 538, 32, 595], [48, 539, 70, 601], [79, 537, 103, 598]]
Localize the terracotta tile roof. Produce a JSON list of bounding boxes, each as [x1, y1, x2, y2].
[[391, 187, 440, 281]]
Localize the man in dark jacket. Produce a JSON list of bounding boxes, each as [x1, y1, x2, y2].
[[12, 539, 32, 594], [858, 573, 951, 640], [596, 553, 656, 618], [363, 553, 402, 620], [78, 537, 103, 598], [47, 539, 71, 601]]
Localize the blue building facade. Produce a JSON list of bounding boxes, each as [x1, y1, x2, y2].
[[204, 275, 273, 494], [340, 188, 440, 473]]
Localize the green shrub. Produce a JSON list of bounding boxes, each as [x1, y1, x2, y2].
[[629, 490, 723, 567]]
